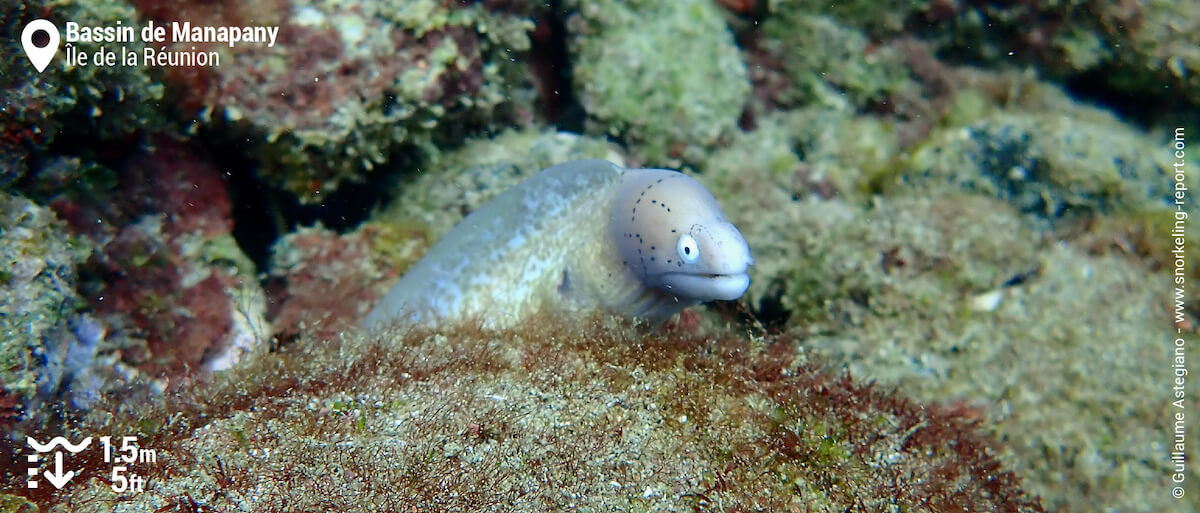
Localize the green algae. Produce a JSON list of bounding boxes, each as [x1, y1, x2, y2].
[[0, 1, 165, 164], [757, 11, 913, 111], [203, 0, 535, 202], [0, 493, 37, 513], [52, 318, 1040, 512], [893, 92, 1195, 218], [1, 1, 1193, 511], [693, 73, 1198, 511], [0, 192, 89, 403], [804, 243, 1197, 513], [565, 0, 750, 165], [766, 0, 927, 37]]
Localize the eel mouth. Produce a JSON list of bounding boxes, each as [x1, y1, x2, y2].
[[658, 272, 750, 301]]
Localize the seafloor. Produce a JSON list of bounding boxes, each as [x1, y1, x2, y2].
[[1, 0, 1197, 512]]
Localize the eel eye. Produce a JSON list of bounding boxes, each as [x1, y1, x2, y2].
[[677, 233, 700, 264]]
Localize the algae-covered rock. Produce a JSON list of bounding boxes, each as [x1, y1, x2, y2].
[[896, 92, 1194, 218], [51, 320, 1042, 512], [702, 108, 900, 203], [804, 243, 1197, 513], [697, 89, 1197, 512], [0, 0, 165, 185], [762, 0, 1200, 118], [751, 11, 913, 111], [1, 151, 268, 433], [764, 0, 927, 37], [565, 0, 750, 164], [159, 0, 535, 202], [78, 144, 265, 375], [958, 0, 1200, 107], [0, 141, 30, 191], [1106, 1, 1200, 108], [717, 189, 1042, 333], [266, 224, 425, 342], [709, 167, 1197, 513], [28, 145, 267, 390], [0, 192, 89, 407]]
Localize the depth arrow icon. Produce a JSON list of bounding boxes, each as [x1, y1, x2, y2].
[[44, 452, 74, 489]]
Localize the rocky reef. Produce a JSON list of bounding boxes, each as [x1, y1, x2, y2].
[[0, 191, 91, 419], [564, 0, 750, 165], [1, 0, 165, 188], [130, 0, 537, 202], [53, 319, 1041, 512], [2, 0, 1197, 511]]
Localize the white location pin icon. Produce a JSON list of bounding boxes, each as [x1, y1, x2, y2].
[[22, 19, 60, 73]]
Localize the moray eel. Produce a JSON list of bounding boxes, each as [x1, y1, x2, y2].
[[363, 159, 752, 329]]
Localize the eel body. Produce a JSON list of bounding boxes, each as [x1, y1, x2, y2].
[[363, 159, 752, 329]]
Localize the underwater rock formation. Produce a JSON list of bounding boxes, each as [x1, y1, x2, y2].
[[564, 0, 750, 164], [898, 91, 1194, 218], [266, 224, 425, 344], [133, 0, 536, 202], [0, 192, 90, 417], [50, 321, 1043, 512], [747, 11, 913, 112], [28, 143, 268, 396], [76, 143, 265, 376], [696, 87, 1199, 512], [1, 1, 1195, 512], [0, 0, 165, 178], [770, 0, 1200, 119]]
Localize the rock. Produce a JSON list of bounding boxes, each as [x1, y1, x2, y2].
[[565, 0, 750, 164]]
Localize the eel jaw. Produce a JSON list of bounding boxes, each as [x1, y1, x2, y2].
[[657, 271, 751, 302]]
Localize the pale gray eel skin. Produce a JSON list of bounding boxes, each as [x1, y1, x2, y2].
[[363, 159, 753, 329]]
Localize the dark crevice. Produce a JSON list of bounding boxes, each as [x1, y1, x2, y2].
[[215, 146, 279, 273], [199, 133, 397, 274], [741, 283, 791, 331], [532, 0, 584, 132], [1063, 70, 1200, 131]]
